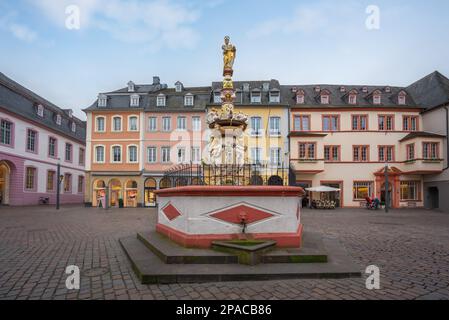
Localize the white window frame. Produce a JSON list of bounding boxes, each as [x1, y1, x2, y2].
[[157, 94, 166, 107], [111, 145, 122, 163], [95, 116, 106, 132], [130, 94, 140, 107], [177, 147, 186, 164], [128, 115, 139, 132], [269, 90, 280, 103], [111, 115, 123, 132], [94, 145, 106, 163], [270, 148, 281, 166], [192, 116, 201, 132], [148, 117, 157, 132], [213, 91, 221, 103], [56, 114, 62, 125], [71, 122, 76, 133], [184, 94, 194, 107], [250, 117, 262, 136], [191, 146, 200, 164], [177, 116, 187, 131], [127, 145, 138, 163], [98, 94, 107, 107], [373, 94, 381, 105], [251, 147, 262, 165], [37, 105, 44, 117], [162, 117, 171, 132], [161, 147, 171, 163], [269, 117, 281, 136], [251, 90, 261, 104], [147, 146, 157, 163]]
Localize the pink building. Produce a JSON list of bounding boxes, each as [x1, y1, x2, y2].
[[0, 72, 86, 206]]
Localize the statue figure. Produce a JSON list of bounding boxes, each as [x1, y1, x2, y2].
[[208, 126, 223, 165], [234, 128, 245, 165], [224, 139, 234, 164], [222, 36, 236, 72], [222, 103, 234, 119], [206, 108, 220, 124]]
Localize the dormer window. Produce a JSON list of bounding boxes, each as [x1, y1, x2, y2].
[[362, 87, 368, 93], [56, 114, 62, 125], [385, 86, 391, 93], [67, 110, 73, 118], [71, 122, 76, 133], [37, 104, 44, 117], [130, 94, 140, 107], [340, 86, 346, 93], [348, 90, 358, 105], [184, 93, 194, 106], [213, 90, 221, 103], [98, 94, 107, 107], [372, 90, 382, 105], [314, 86, 321, 93], [128, 81, 135, 92], [251, 89, 261, 103], [320, 90, 330, 105], [296, 90, 305, 104], [398, 91, 407, 105], [263, 83, 270, 92], [157, 94, 166, 107], [243, 83, 250, 92], [175, 81, 183, 93], [269, 90, 280, 103]]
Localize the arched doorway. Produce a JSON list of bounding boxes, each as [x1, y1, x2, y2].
[[0, 161, 11, 205], [250, 175, 263, 186], [125, 180, 138, 207], [93, 179, 106, 207], [160, 177, 172, 189], [109, 179, 122, 207], [268, 175, 283, 186], [381, 183, 393, 207], [144, 178, 157, 207]]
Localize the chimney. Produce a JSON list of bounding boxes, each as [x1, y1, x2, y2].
[[153, 76, 160, 85]]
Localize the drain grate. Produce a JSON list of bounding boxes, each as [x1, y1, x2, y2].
[[83, 267, 110, 277]]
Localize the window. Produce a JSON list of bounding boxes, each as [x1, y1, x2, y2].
[[56, 114, 62, 125], [269, 117, 281, 135], [96, 117, 105, 132], [398, 92, 407, 105], [147, 147, 157, 163], [37, 105, 44, 117], [322, 115, 339, 131], [177, 116, 186, 130], [26, 129, 38, 153], [403, 116, 418, 131], [184, 94, 194, 106], [71, 122, 76, 133], [95, 146, 105, 163], [251, 117, 262, 135], [162, 117, 171, 131], [1, 119, 13, 146], [175, 82, 183, 92], [320, 94, 330, 105], [378, 115, 394, 131], [373, 93, 381, 105], [348, 94, 357, 105], [269, 90, 280, 103], [423, 142, 439, 160], [353, 182, 374, 200], [192, 116, 201, 131], [270, 148, 281, 166], [112, 117, 122, 131], [213, 91, 221, 103], [400, 181, 420, 201], [130, 94, 140, 107], [294, 115, 310, 131], [406, 144, 415, 161], [162, 147, 171, 163], [324, 146, 340, 162], [352, 115, 368, 131], [98, 95, 107, 107], [378, 146, 394, 162], [112, 146, 122, 163], [177, 147, 186, 163], [64, 173, 72, 193], [157, 94, 166, 107], [65, 143, 72, 162], [47, 171, 55, 191], [191, 147, 200, 163], [251, 148, 262, 164], [128, 81, 135, 92], [48, 137, 57, 158], [353, 146, 369, 162], [148, 117, 157, 131], [128, 146, 138, 163], [298, 143, 316, 160], [296, 92, 305, 104], [128, 116, 138, 131], [78, 176, 84, 193], [25, 167, 36, 190], [79, 148, 85, 165], [251, 90, 261, 103]]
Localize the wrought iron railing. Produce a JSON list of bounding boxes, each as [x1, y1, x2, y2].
[[161, 162, 290, 188]]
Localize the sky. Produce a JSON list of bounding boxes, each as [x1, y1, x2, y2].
[[1, 0, 449, 120]]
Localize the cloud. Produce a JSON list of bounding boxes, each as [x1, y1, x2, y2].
[[29, 0, 201, 50], [8, 23, 38, 42]]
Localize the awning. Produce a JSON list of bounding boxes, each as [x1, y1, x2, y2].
[[305, 186, 341, 192]]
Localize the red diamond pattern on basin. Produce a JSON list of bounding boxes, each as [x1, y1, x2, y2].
[[210, 204, 274, 225], [162, 203, 182, 221]]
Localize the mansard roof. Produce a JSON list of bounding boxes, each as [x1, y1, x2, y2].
[[0, 72, 86, 143], [407, 71, 449, 110]]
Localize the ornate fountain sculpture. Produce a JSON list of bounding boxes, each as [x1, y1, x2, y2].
[[206, 36, 248, 166]]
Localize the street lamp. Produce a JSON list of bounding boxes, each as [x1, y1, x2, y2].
[[384, 162, 389, 213], [56, 161, 64, 210]]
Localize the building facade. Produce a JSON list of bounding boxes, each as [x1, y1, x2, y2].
[[0, 72, 86, 206]]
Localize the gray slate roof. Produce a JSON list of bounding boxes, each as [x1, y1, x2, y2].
[[0, 72, 86, 143], [399, 131, 446, 142], [406, 71, 449, 110]]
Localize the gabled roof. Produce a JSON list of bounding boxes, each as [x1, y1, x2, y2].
[[406, 71, 449, 110], [0, 72, 86, 143]]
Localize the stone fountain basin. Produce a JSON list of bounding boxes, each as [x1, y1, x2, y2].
[[212, 239, 277, 265]]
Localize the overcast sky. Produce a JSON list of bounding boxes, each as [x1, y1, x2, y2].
[[1, 0, 449, 120]]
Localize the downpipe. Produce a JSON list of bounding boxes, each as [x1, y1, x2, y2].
[[445, 106, 449, 170]]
